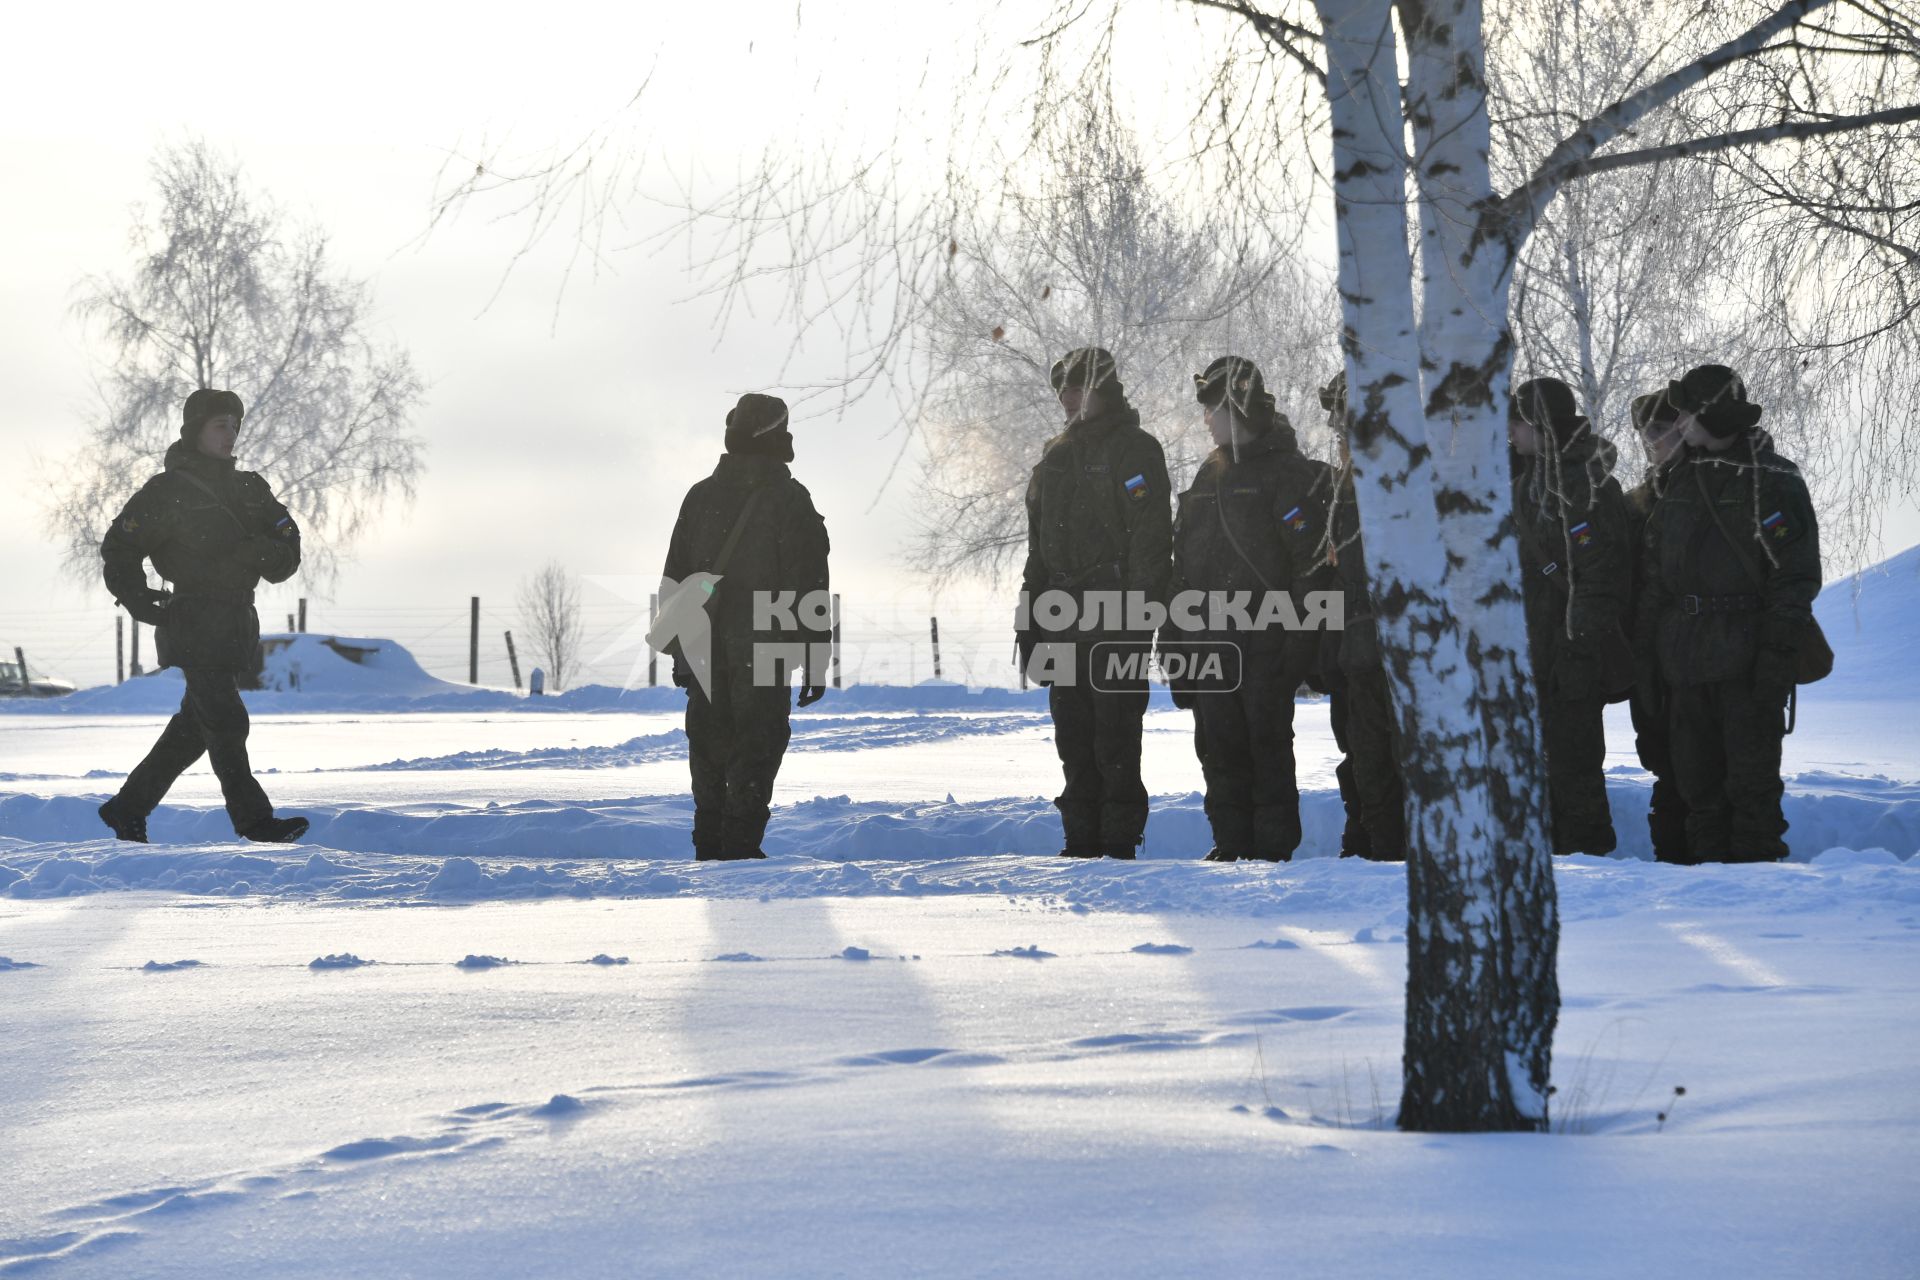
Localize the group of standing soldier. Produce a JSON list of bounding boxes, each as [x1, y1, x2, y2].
[[94, 362, 1820, 867], [1017, 348, 1822, 865]]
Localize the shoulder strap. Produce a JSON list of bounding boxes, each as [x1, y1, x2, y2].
[[1214, 465, 1278, 594], [1691, 464, 1766, 589], [712, 486, 766, 576], [172, 469, 255, 537]]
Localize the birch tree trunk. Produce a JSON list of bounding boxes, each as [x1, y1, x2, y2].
[[1315, 0, 1552, 1132], [1395, 0, 1558, 1128]]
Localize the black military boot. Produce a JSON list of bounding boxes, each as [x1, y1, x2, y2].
[[239, 815, 309, 844], [1057, 844, 1102, 858], [98, 798, 148, 844], [1103, 843, 1138, 861], [1202, 847, 1239, 862], [703, 849, 767, 861], [1241, 851, 1293, 863]]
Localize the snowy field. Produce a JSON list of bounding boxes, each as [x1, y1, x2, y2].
[[2, 558, 1918, 1276]]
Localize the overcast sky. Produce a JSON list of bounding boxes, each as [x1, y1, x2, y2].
[[0, 0, 1040, 689], [3, 1, 1913, 691]]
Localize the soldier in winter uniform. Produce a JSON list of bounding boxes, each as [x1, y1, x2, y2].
[[96, 389, 308, 844], [1624, 390, 1691, 860], [1636, 365, 1821, 862], [661, 393, 831, 860], [1322, 372, 1406, 862], [1164, 357, 1333, 862], [1018, 347, 1172, 859], [1509, 376, 1635, 856]]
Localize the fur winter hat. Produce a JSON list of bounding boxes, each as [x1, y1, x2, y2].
[[724, 393, 793, 457], [1668, 364, 1764, 439], [1629, 390, 1680, 432], [1318, 370, 1346, 414], [181, 388, 245, 439], [1049, 347, 1120, 394], [1512, 377, 1590, 447]]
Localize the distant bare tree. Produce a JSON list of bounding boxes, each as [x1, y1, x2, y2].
[[518, 560, 584, 690], [911, 89, 1336, 585], [47, 139, 426, 587], [1489, 0, 1913, 570]]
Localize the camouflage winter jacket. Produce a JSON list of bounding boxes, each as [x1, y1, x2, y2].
[[100, 440, 302, 671], [1635, 433, 1820, 687], [1164, 424, 1334, 659], [662, 453, 832, 657], [1511, 432, 1635, 703], [1020, 400, 1172, 639]]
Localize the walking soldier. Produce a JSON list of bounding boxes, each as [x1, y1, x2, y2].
[[96, 388, 308, 844]]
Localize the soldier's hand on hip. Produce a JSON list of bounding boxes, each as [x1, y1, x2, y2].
[[797, 683, 827, 708]]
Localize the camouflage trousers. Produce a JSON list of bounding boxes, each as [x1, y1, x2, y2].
[[1331, 664, 1406, 861], [117, 667, 272, 834], [1048, 639, 1150, 852], [687, 643, 794, 857], [1541, 693, 1617, 856], [1191, 649, 1308, 860], [1668, 678, 1789, 862], [1629, 680, 1691, 860]]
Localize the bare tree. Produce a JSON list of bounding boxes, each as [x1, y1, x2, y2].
[[911, 88, 1337, 584], [1489, 0, 1911, 570], [518, 560, 584, 691], [47, 139, 426, 587], [427, 0, 1919, 1132]]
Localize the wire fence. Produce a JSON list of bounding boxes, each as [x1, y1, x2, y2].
[[0, 592, 1031, 694]]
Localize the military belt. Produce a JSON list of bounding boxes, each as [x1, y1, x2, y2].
[[1678, 593, 1759, 616], [172, 587, 256, 605]]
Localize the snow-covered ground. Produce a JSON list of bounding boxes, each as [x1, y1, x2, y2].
[[2, 554, 1918, 1276]]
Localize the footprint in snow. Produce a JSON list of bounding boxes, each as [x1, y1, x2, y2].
[[141, 960, 204, 972], [1244, 938, 1300, 951], [582, 954, 629, 966], [835, 1047, 952, 1067], [454, 954, 514, 970], [1131, 942, 1193, 956], [710, 952, 767, 963], [1225, 1006, 1357, 1025], [308, 953, 372, 970], [991, 945, 1055, 960]]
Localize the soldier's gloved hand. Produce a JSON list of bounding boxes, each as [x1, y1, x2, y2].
[[797, 683, 826, 707], [670, 658, 692, 689], [1752, 645, 1797, 706], [123, 588, 171, 626]]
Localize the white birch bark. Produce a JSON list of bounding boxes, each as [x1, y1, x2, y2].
[[1315, 0, 1545, 1131], [1396, 0, 1558, 1127]]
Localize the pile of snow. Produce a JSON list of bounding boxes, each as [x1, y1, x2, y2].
[[6, 631, 1068, 716], [1813, 542, 1920, 700]]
